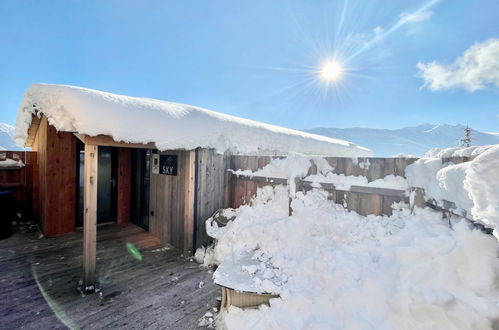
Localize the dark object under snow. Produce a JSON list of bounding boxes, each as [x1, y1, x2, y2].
[[0, 190, 14, 239]]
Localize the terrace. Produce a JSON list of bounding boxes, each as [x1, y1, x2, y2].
[[0, 223, 218, 329]]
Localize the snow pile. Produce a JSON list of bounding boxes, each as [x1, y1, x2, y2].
[[206, 186, 499, 329], [214, 250, 285, 294], [15, 84, 371, 156], [232, 156, 408, 191], [0, 158, 25, 168], [406, 145, 499, 230], [0, 123, 23, 150], [392, 152, 419, 158], [425, 145, 495, 158], [232, 156, 312, 179]]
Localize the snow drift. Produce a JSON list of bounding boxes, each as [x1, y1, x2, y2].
[[406, 145, 499, 231], [205, 186, 499, 329], [14, 84, 371, 157], [0, 123, 23, 150]]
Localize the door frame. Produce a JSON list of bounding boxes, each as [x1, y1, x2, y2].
[[75, 141, 119, 227]]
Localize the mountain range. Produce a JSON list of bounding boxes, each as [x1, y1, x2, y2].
[[304, 124, 499, 157]]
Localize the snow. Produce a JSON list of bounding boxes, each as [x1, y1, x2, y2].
[[392, 152, 419, 158], [232, 156, 408, 191], [425, 145, 495, 158], [204, 186, 499, 329], [0, 158, 25, 168], [15, 84, 371, 157], [213, 250, 283, 294], [0, 123, 23, 150], [406, 145, 499, 231]]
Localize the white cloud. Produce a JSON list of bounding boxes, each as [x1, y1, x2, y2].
[[399, 10, 434, 24], [346, 26, 384, 47], [418, 38, 499, 92]]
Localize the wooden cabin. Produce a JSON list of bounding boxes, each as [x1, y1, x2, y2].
[[15, 83, 371, 291]]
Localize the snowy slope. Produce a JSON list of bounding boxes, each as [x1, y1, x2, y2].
[[15, 84, 371, 157], [304, 124, 499, 157], [0, 122, 22, 150]]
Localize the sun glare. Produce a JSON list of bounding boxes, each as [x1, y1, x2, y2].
[[320, 60, 343, 81]]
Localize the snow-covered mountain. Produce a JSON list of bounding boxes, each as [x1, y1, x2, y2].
[[0, 122, 22, 150], [304, 124, 499, 157]]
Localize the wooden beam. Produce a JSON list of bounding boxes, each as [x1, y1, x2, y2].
[[183, 150, 196, 256], [83, 143, 98, 292], [25, 114, 41, 148], [74, 133, 86, 143], [84, 135, 155, 149]]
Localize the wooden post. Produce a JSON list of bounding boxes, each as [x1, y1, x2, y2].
[[183, 150, 196, 256], [83, 143, 98, 292]]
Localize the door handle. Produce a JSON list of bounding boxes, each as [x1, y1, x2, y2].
[[110, 178, 116, 187]]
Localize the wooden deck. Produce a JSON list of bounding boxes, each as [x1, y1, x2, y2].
[[0, 223, 219, 329]]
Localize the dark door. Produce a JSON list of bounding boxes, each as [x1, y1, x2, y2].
[[130, 149, 151, 230], [76, 144, 118, 227]]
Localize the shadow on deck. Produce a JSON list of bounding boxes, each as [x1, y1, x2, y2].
[[0, 223, 218, 329]]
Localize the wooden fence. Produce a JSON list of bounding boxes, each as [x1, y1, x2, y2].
[[193, 153, 423, 247], [0, 151, 38, 220], [225, 172, 407, 217], [224, 155, 419, 215]]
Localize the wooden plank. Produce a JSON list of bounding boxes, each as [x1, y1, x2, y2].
[[383, 158, 396, 177], [83, 143, 98, 290], [84, 135, 155, 149], [0, 223, 218, 330], [183, 150, 196, 256], [43, 123, 77, 236], [367, 158, 384, 181], [194, 150, 232, 248], [73, 133, 86, 143], [359, 193, 382, 216], [349, 185, 405, 197], [230, 173, 288, 186], [25, 114, 41, 147], [382, 195, 402, 216], [223, 171, 233, 209]]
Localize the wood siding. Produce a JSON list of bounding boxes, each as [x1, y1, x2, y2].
[[194, 149, 231, 248], [32, 117, 77, 236], [0, 151, 38, 219], [149, 150, 196, 255]]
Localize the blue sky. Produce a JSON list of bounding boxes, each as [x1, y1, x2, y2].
[[0, 0, 498, 131]]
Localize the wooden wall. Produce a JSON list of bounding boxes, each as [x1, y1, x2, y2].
[[149, 150, 195, 255], [194, 149, 231, 248], [32, 117, 77, 236], [0, 151, 38, 219]]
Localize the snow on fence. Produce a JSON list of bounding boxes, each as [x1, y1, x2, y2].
[[225, 172, 407, 216], [223, 156, 420, 217]]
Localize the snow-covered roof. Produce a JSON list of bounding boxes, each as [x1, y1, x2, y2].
[[15, 84, 371, 156]]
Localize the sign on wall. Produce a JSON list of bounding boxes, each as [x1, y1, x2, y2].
[[159, 155, 178, 176], [152, 154, 159, 174]]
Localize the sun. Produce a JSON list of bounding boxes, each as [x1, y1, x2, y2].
[[320, 60, 343, 81]]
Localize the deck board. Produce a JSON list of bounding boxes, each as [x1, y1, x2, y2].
[[0, 223, 219, 329]]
